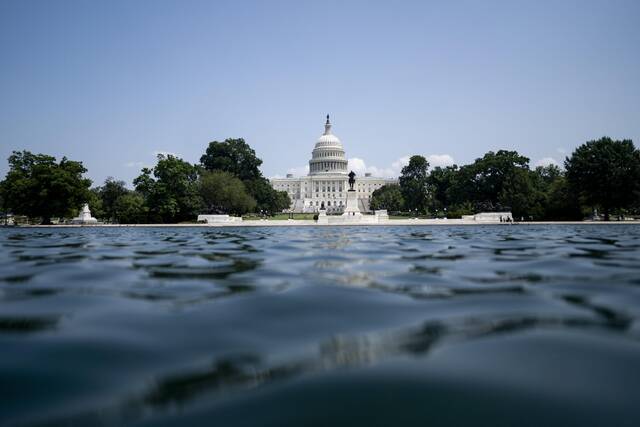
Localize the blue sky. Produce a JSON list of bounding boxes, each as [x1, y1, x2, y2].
[[1, 0, 639, 186]]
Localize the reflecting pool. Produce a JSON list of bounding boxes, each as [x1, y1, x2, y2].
[[1, 225, 640, 426]]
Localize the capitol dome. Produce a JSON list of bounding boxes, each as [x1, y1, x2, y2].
[[309, 115, 348, 176], [314, 117, 342, 148], [315, 133, 342, 146]]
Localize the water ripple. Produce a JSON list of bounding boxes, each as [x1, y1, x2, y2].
[[1, 225, 640, 426]]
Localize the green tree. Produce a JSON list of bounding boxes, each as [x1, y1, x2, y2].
[[96, 178, 128, 222], [88, 177, 148, 223], [527, 165, 582, 221], [200, 138, 263, 181], [199, 170, 256, 215], [427, 165, 458, 210], [446, 202, 474, 219], [86, 188, 105, 220], [0, 151, 91, 224], [565, 137, 640, 220], [448, 150, 530, 212], [0, 190, 7, 225], [200, 138, 290, 214], [114, 192, 148, 224], [370, 184, 404, 211], [446, 165, 476, 208], [399, 155, 431, 213], [498, 168, 542, 219], [133, 154, 203, 223], [544, 175, 583, 220], [273, 190, 292, 214], [534, 164, 563, 185], [244, 178, 291, 215]]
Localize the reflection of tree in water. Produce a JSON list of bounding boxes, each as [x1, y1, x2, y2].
[[0, 315, 60, 333]]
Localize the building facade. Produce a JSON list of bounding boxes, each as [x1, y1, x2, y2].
[[270, 116, 397, 213]]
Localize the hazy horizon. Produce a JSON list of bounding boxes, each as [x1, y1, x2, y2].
[[1, 0, 639, 187]]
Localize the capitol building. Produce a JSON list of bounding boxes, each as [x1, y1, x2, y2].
[[270, 116, 397, 213]]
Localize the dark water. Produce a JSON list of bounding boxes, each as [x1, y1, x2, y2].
[[1, 225, 640, 427]]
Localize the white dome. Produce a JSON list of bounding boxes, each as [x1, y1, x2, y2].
[[314, 115, 343, 148], [315, 133, 342, 146], [308, 115, 348, 176]]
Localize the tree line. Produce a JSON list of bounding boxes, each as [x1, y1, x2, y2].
[[1, 136, 639, 224], [0, 138, 290, 224], [371, 137, 640, 221]]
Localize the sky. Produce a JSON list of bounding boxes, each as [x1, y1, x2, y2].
[[1, 0, 639, 186]]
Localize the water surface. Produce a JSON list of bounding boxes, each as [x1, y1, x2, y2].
[[1, 225, 640, 426]]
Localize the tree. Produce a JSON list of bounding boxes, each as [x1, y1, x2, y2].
[[534, 164, 562, 185], [200, 138, 290, 214], [133, 154, 203, 223], [88, 177, 150, 223], [471, 150, 529, 203], [427, 165, 458, 210], [399, 155, 431, 213], [448, 150, 530, 212], [200, 138, 263, 181], [86, 187, 105, 220], [526, 165, 582, 221], [0, 151, 91, 224], [244, 177, 291, 214], [543, 175, 583, 220], [114, 192, 148, 224], [273, 190, 292, 214], [199, 170, 256, 215], [0, 190, 7, 225], [565, 137, 640, 220], [96, 178, 128, 222], [498, 168, 541, 219], [370, 184, 404, 211]]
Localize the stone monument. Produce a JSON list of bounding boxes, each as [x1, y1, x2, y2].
[[342, 171, 362, 218], [71, 203, 98, 224]]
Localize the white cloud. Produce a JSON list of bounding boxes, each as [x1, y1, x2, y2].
[[556, 147, 567, 155], [348, 154, 454, 177], [287, 164, 310, 177], [534, 157, 560, 167], [125, 150, 181, 170], [426, 154, 455, 168], [391, 156, 411, 173], [347, 158, 368, 175], [125, 150, 179, 170], [280, 154, 454, 179], [269, 164, 311, 179], [348, 154, 453, 178], [347, 157, 401, 178]]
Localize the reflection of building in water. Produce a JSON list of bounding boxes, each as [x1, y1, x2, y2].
[[270, 116, 397, 213], [319, 334, 388, 367]]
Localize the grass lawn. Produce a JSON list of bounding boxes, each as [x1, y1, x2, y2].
[[270, 213, 316, 220]]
